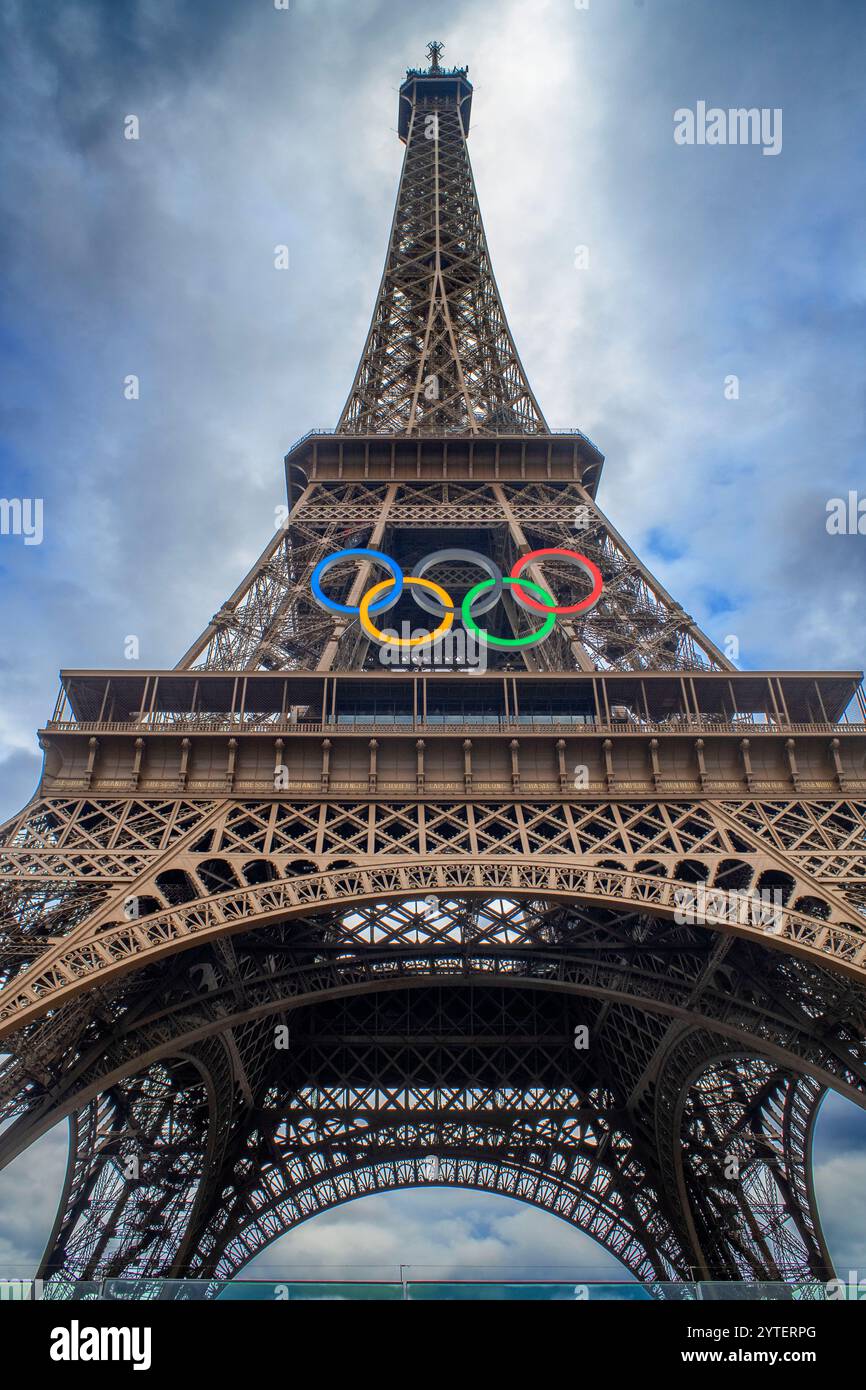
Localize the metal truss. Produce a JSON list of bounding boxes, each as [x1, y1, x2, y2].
[[337, 86, 547, 436], [0, 46, 863, 1290], [177, 479, 730, 673], [1, 899, 853, 1285]]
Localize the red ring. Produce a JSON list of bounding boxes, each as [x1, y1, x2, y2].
[[509, 548, 604, 615]]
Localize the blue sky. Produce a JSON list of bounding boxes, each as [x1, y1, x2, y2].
[[1, 0, 865, 1279]]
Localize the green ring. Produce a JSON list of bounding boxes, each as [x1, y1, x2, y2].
[[461, 577, 557, 648]]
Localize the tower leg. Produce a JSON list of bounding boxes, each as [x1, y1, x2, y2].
[[37, 1037, 237, 1285], [655, 1031, 834, 1286]]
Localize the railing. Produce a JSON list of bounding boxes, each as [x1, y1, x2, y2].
[[405, 65, 470, 78], [285, 426, 335, 453], [42, 715, 866, 738], [285, 426, 602, 454]]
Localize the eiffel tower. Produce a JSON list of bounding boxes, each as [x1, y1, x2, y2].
[[2, 43, 866, 1292]]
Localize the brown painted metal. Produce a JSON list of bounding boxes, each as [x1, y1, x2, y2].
[[0, 46, 862, 1290]]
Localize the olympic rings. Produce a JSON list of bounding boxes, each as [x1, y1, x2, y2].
[[410, 549, 503, 618], [311, 545, 603, 648], [311, 548, 403, 616], [510, 548, 604, 616], [360, 576, 454, 648], [462, 577, 557, 649]]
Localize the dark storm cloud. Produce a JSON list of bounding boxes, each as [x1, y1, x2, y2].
[[816, 1092, 866, 1153], [0, 0, 244, 152], [813, 1093, 866, 1274]]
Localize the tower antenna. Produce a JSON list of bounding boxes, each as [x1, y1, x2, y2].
[[426, 39, 444, 72]]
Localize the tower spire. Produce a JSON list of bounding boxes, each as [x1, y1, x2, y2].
[[337, 50, 548, 436], [426, 39, 444, 73]]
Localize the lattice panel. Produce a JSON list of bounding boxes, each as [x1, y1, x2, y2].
[[338, 97, 546, 436]]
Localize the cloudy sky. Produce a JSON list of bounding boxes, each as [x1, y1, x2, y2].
[[1, 0, 865, 1282]]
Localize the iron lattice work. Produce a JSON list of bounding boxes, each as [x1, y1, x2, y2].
[[338, 59, 546, 436], [0, 46, 864, 1291], [177, 479, 731, 674]]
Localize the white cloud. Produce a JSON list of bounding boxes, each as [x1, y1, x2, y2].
[[814, 1151, 866, 1278], [242, 1188, 629, 1284], [0, 1124, 68, 1276]]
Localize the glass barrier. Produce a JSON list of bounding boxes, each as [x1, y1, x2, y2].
[[3, 1275, 836, 1302]]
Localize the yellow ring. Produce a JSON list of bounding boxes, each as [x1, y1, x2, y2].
[[359, 577, 454, 648]]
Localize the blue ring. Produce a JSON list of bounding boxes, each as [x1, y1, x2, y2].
[[311, 548, 403, 616]]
